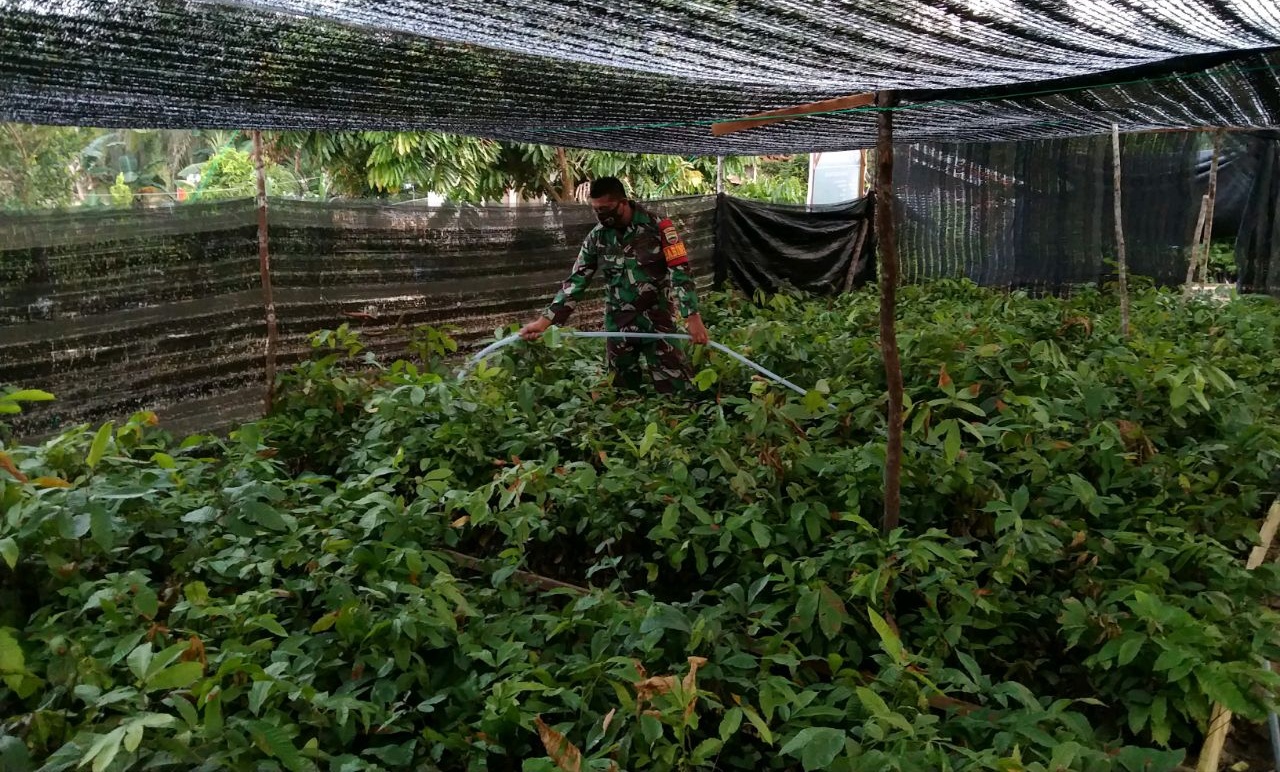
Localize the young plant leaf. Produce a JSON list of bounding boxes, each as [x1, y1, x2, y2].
[[780, 726, 846, 771], [87, 422, 114, 471]]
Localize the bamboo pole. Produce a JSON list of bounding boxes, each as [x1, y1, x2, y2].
[[842, 217, 872, 294], [1185, 194, 1211, 296], [252, 130, 279, 414], [1111, 124, 1131, 339], [876, 91, 904, 534], [1198, 130, 1223, 286], [443, 549, 594, 596], [1196, 498, 1280, 772]]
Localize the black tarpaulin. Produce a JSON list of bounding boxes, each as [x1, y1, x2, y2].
[[714, 194, 875, 295]]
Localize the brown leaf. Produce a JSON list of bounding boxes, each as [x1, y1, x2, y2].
[[937, 365, 952, 390], [602, 708, 617, 732], [182, 636, 208, 668], [1050, 440, 1073, 450], [682, 656, 709, 719], [995, 399, 1008, 413], [0, 452, 29, 483], [968, 382, 981, 397], [534, 716, 583, 772], [635, 675, 677, 703], [1116, 420, 1142, 441], [32, 476, 72, 488], [451, 516, 470, 528], [1070, 531, 1087, 549]]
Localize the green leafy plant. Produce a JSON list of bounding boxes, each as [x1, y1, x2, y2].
[[3, 283, 1279, 770]]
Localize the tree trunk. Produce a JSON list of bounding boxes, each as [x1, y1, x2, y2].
[[555, 147, 576, 203], [876, 91, 904, 535]]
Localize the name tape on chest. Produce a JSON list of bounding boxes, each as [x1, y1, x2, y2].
[[657, 218, 689, 266]]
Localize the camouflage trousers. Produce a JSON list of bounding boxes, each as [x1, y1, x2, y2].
[[604, 308, 692, 395]]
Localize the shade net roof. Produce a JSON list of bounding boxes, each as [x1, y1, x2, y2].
[[2, 1, 1279, 153]]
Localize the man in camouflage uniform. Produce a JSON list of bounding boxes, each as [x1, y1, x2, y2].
[[520, 177, 709, 393]]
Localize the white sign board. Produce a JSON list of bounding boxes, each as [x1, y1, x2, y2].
[[807, 151, 865, 206]]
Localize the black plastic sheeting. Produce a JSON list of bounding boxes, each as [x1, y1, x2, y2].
[[714, 194, 875, 296], [1, 2, 1279, 153], [1238, 138, 1280, 296]]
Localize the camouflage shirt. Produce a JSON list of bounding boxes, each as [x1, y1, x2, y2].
[[543, 204, 700, 328]]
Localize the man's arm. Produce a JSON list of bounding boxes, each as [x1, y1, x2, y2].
[[658, 218, 710, 345], [521, 238, 599, 340]]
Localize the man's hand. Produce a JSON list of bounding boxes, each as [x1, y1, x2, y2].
[[519, 317, 552, 341], [686, 313, 710, 345]]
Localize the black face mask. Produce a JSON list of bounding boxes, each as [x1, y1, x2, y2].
[[593, 201, 624, 229]]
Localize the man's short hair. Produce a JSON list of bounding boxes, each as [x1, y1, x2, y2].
[[589, 177, 628, 200]]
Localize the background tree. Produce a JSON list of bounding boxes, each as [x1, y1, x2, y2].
[[0, 123, 812, 209], [0, 124, 90, 209]]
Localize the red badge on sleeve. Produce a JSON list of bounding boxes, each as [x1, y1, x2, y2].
[[658, 218, 689, 266]]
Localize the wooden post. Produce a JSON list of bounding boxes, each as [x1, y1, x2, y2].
[[716, 156, 725, 194], [252, 130, 279, 414], [876, 91, 904, 534], [842, 218, 871, 294], [1185, 194, 1211, 296], [1197, 498, 1280, 771], [1111, 124, 1131, 339], [1199, 130, 1223, 286]]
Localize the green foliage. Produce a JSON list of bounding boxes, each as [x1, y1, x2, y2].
[[1205, 239, 1237, 284], [727, 156, 810, 204], [191, 147, 298, 202], [0, 124, 91, 210], [274, 130, 779, 203], [2, 125, 806, 207], [3, 283, 1279, 770], [109, 173, 133, 207]]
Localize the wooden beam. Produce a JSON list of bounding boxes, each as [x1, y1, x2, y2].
[[876, 90, 904, 535], [711, 92, 876, 136]]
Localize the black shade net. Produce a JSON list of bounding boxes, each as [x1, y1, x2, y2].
[[0, 196, 717, 439], [2, 1, 1280, 153], [1237, 137, 1280, 295], [897, 131, 1280, 290]]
